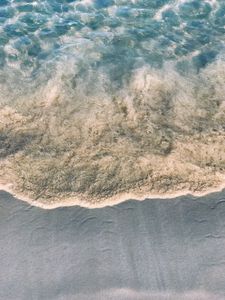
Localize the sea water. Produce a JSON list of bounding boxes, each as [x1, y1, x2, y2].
[[0, 0, 224, 77], [0, 1, 225, 202]]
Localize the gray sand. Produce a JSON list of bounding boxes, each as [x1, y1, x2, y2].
[[1, 191, 225, 300]]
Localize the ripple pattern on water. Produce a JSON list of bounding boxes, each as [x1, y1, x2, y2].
[[0, 0, 224, 77]]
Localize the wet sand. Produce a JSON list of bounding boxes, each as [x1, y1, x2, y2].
[[1, 190, 225, 299]]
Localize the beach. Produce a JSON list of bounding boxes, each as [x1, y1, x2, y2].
[[1, 190, 225, 299], [1, 0, 225, 298]]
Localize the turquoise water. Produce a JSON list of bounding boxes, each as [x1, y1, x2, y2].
[[0, 0, 224, 80], [1, 1, 225, 203]]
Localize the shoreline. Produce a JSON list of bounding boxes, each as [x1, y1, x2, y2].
[[1, 182, 225, 210]]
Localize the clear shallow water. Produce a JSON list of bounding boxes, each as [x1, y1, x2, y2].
[[0, 0, 224, 79], [1, 191, 225, 299], [0, 1, 225, 203]]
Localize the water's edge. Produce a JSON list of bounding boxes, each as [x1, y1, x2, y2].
[[2, 181, 225, 209]]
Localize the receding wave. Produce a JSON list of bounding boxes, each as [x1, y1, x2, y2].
[[1, 58, 225, 206]]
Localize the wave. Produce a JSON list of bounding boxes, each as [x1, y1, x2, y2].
[[1, 58, 225, 206]]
